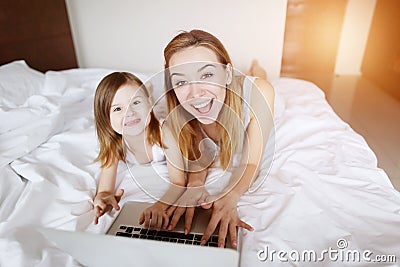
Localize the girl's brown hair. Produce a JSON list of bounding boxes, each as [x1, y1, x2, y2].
[[164, 30, 244, 170], [94, 72, 161, 167]]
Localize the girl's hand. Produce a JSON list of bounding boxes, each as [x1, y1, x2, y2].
[[139, 201, 170, 231], [201, 191, 254, 248], [166, 186, 210, 234], [93, 188, 124, 225]]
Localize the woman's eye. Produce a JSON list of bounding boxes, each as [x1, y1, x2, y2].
[[132, 100, 141, 105], [201, 73, 214, 79], [175, 80, 187, 87]]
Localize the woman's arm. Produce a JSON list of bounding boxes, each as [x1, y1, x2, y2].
[[201, 77, 275, 247], [159, 121, 187, 202], [167, 169, 209, 234], [94, 159, 124, 224], [231, 77, 274, 193], [139, 123, 187, 230]]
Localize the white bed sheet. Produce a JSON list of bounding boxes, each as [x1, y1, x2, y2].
[[0, 68, 399, 267]]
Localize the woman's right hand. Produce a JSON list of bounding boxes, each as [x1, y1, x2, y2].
[[166, 185, 210, 234], [139, 201, 170, 231], [93, 188, 124, 225]]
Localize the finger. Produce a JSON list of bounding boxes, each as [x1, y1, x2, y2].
[[184, 207, 195, 234], [94, 206, 105, 225], [115, 189, 124, 203], [200, 202, 213, 209], [156, 213, 163, 231], [201, 216, 220, 245], [218, 219, 228, 248], [144, 211, 151, 229], [139, 212, 145, 225], [229, 223, 237, 248], [166, 205, 177, 217], [94, 205, 101, 217], [200, 195, 215, 209], [168, 207, 185, 231], [95, 205, 106, 218], [96, 202, 107, 213], [110, 198, 120, 211], [94, 210, 100, 225], [238, 219, 254, 231], [197, 193, 208, 205], [162, 212, 170, 230], [115, 188, 124, 197]]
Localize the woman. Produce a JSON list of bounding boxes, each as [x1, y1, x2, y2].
[[161, 29, 275, 248]]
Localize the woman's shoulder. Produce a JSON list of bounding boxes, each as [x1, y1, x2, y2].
[[248, 77, 275, 118], [235, 75, 274, 96], [253, 77, 274, 98]]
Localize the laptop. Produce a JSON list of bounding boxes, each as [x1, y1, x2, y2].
[[39, 201, 239, 267], [106, 201, 235, 247]]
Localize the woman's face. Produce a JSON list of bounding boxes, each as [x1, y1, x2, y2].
[[168, 46, 230, 125], [109, 84, 152, 136]]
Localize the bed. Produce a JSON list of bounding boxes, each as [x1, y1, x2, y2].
[[0, 59, 399, 267]]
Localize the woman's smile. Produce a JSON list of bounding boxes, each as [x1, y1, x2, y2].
[[191, 98, 213, 114]]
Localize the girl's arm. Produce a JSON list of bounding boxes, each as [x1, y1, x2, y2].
[[93, 159, 124, 224], [201, 77, 275, 247]]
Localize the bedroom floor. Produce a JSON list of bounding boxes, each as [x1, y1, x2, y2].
[[312, 74, 400, 191]]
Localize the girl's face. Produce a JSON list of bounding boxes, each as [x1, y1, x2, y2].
[[168, 46, 231, 125], [109, 84, 152, 136]]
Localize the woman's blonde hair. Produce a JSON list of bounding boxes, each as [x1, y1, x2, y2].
[[164, 30, 244, 170], [94, 72, 161, 168]]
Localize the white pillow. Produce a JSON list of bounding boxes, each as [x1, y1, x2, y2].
[[0, 60, 45, 107]]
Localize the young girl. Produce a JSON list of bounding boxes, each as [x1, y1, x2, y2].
[[162, 30, 275, 248], [93, 72, 186, 229]]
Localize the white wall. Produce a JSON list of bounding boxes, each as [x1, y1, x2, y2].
[[335, 0, 376, 75], [65, 0, 287, 80]]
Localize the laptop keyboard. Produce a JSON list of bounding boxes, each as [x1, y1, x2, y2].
[[115, 225, 221, 247]]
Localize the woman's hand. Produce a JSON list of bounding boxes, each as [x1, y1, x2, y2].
[[139, 201, 170, 231], [201, 191, 254, 248], [93, 188, 124, 225], [166, 186, 210, 234]]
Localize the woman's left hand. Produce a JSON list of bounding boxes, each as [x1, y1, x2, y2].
[[200, 191, 254, 248]]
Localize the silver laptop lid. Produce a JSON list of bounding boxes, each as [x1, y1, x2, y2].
[[39, 227, 239, 267]]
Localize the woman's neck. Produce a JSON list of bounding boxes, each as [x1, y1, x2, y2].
[[200, 122, 218, 142]]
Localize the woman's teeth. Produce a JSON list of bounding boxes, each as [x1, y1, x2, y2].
[[193, 99, 212, 109]]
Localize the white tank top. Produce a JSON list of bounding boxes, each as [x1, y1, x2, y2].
[[125, 144, 165, 165], [197, 76, 256, 169]]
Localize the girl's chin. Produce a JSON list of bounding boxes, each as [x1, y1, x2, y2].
[[122, 128, 144, 137]]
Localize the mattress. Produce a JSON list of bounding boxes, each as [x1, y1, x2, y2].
[[0, 60, 399, 267]]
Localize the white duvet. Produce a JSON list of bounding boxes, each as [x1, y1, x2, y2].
[[0, 64, 399, 267]]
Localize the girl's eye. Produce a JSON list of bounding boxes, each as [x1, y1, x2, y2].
[[113, 107, 122, 112], [201, 73, 214, 79], [175, 80, 187, 87]]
